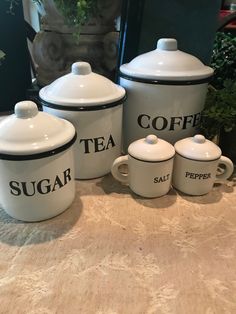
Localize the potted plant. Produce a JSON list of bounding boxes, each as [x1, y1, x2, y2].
[[200, 31, 236, 164], [9, 0, 98, 34], [33, 0, 98, 36]]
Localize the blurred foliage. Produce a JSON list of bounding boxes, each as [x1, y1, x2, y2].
[[8, 0, 98, 38], [0, 50, 5, 65], [210, 32, 236, 89], [0, 50, 5, 60], [53, 0, 98, 28], [50, 0, 98, 39], [200, 31, 236, 139], [200, 80, 236, 139]]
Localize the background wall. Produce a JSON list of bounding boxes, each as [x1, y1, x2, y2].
[[119, 0, 222, 66], [139, 0, 222, 64], [0, 1, 31, 112]]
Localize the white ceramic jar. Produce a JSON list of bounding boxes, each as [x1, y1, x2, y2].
[[119, 38, 214, 151], [172, 134, 234, 195], [0, 101, 76, 222], [111, 134, 175, 198], [40, 62, 126, 179]]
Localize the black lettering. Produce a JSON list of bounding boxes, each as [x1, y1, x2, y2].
[[186, 172, 212, 180], [152, 116, 168, 131], [154, 174, 170, 183], [94, 136, 105, 152], [22, 181, 36, 197], [37, 179, 51, 194], [193, 112, 201, 127], [106, 134, 115, 150], [63, 168, 71, 185], [182, 115, 193, 129], [137, 114, 151, 129], [52, 175, 63, 192], [80, 138, 93, 154], [9, 181, 21, 196], [9, 168, 74, 197], [170, 116, 182, 131]]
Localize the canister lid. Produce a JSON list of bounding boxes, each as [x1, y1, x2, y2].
[[128, 134, 175, 162], [174, 134, 222, 161], [120, 38, 214, 81], [39, 62, 125, 106], [0, 101, 75, 156]]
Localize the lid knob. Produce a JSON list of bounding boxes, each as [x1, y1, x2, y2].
[[15, 101, 38, 118], [71, 62, 92, 75], [157, 38, 177, 51], [193, 134, 206, 144], [145, 134, 158, 144]]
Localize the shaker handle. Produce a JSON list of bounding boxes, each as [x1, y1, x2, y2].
[[216, 156, 234, 180], [111, 155, 129, 184]]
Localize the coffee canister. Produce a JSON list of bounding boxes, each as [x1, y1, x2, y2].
[[40, 62, 126, 179], [119, 38, 214, 151], [0, 101, 76, 222]]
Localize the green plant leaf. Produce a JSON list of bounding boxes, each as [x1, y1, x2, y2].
[[200, 80, 236, 139], [53, 0, 98, 38], [210, 32, 236, 90], [0, 50, 5, 60]]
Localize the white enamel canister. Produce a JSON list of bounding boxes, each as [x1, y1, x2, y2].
[[40, 62, 126, 179], [172, 134, 234, 195], [0, 101, 76, 222], [119, 38, 214, 151], [111, 134, 175, 198]]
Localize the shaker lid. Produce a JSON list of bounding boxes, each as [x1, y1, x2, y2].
[[128, 134, 175, 162], [174, 134, 222, 161], [39, 62, 125, 106], [120, 38, 214, 81], [0, 101, 75, 156]]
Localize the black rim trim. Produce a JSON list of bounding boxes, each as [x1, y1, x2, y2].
[[0, 133, 77, 161], [176, 152, 220, 162], [119, 72, 213, 85], [129, 154, 174, 163], [40, 96, 126, 111]]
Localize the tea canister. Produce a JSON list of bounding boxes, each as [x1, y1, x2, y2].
[[40, 62, 126, 179], [172, 134, 234, 195], [111, 134, 175, 198], [0, 101, 76, 222], [119, 38, 214, 151]]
